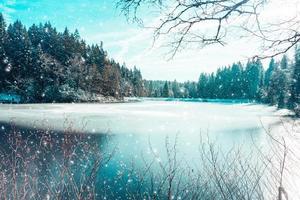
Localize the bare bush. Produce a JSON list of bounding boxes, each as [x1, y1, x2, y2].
[[0, 121, 115, 199], [0, 118, 298, 199]]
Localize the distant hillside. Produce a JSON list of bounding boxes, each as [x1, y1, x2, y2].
[[0, 13, 145, 103]]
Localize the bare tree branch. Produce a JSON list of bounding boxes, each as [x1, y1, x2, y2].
[[117, 0, 267, 58], [117, 0, 300, 59]]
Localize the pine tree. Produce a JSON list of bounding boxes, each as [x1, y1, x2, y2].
[[277, 72, 288, 108], [41, 22, 61, 59], [39, 53, 63, 102], [5, 20, 32, 95], [280, 55, 288, 70], [231, 63, 243, 98], [88, 64, 102, 96], [264, 59, 278, 104], [28, 24, 42, 47], [245, 60, 263, 99], [198, 73, 210, 98], [185, 81, 197, 98], [148, 81, 154, 96], [0, 13, 7, 91], [265, 58, 276, 87], [171, 80, 180, 98], [289, 47, 300, 112], [132, 67, 144, 97], [162, 81, 170, 97]]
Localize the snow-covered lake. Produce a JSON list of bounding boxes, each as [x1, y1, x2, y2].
[[0, 100, 279, 135], [0, 100, 281, 158]]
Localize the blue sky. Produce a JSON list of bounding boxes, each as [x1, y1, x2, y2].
[[1, 0, 299, 81], [0, 0, 137, 54], [1, 0, 126, 31]]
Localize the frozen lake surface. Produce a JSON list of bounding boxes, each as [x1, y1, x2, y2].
[[1, 99, 299, 199], [0, 100, 279, 136], [0, 100, 282, 158]]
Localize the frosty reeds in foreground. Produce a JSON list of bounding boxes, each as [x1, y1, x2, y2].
[[0, 118, 297, 200]]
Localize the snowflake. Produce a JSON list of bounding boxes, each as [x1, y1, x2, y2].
[[5, 64, 11, 72], [3, 57, 8, 64]]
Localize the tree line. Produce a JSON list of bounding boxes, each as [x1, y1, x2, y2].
[[1, 12, 300, 115], [0, 13, 145, 103], [145, 52, 300, 114]]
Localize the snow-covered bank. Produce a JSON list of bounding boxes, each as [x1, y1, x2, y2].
[[141, 97, 257, 104], [0, 94, 142, 104]]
